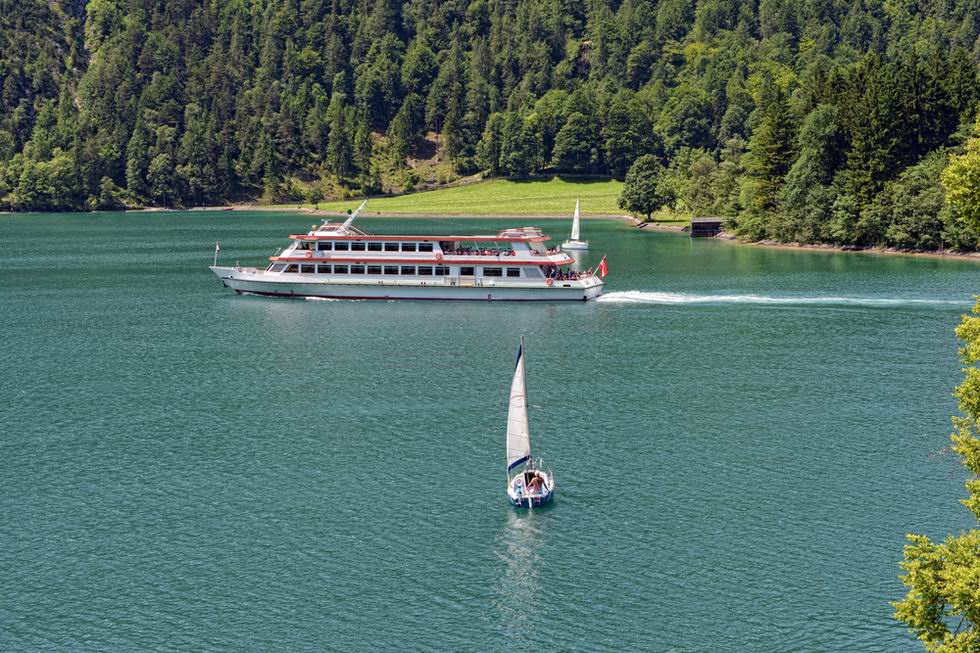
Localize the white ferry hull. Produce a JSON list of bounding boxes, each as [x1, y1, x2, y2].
[[211, 267, 603, 302]]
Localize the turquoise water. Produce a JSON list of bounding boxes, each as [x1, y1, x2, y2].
[[1, 211, 977, 651]]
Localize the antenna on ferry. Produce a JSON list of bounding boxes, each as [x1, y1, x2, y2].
[[342, 200, 368, 228]]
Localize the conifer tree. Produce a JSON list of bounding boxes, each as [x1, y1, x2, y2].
[[476, 113, 504, 177], [552, 112, 597, 172], [838, 56, 901, 206], [389, 93, 425, 158], [742, 82, 795, 214], [352, 115, 373, 181]]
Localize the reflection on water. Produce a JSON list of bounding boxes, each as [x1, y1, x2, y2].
[[494, 511, 546, 645]]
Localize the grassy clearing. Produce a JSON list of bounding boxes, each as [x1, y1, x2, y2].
[[645, 214, 692, 227], [269, 177, 627, 216]]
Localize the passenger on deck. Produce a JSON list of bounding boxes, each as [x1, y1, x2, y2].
[[526, 473, 544, 494]]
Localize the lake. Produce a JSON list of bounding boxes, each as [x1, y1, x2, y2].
[[0, 211, 977, 651]]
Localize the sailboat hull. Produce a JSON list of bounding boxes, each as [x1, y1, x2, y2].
[[507, 471, 555, 508], [508, 488, 554, 508], [561, 240, 589, 251]]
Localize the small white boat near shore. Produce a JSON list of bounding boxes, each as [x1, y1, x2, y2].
[[506, 337, 555, 508], [561, 199, 589, 251]]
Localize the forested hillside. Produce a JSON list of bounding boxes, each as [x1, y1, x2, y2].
[[2, 0, 979, 247]]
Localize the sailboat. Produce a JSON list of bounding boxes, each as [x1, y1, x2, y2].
[[561, 198, 589, 251], [506, 336, 555, 508]]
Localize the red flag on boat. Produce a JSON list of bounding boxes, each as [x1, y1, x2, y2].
[[595, 255, 608, 278]]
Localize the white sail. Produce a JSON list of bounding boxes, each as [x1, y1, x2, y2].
[[506, 339, 531, 472], [570, 198, 581, 241]]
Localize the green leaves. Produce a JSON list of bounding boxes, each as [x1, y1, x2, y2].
[[942, 120, 980, 240], [895, 531, 980, 652], [619, 154, 673, 220], [551, 112, 598, 172], [895, 301, 980, 650], [0, 0, 978, 216]]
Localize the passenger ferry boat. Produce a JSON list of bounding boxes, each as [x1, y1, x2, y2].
[[210, 202, 605, 301]]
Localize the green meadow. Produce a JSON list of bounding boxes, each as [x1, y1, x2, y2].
[[277, 177, 627, 217]]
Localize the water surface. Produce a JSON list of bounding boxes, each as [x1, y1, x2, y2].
[[0, 211, 977, 651]]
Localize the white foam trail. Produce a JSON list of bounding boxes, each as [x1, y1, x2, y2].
[[597, 290, 966, 308], [304, 296, 342, 302]]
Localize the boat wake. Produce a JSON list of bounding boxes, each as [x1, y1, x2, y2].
[[597, 290, 966, 309]]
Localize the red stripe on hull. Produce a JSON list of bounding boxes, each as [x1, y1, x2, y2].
[[270, 255, 574, 265], [288, 235, 549, 242]]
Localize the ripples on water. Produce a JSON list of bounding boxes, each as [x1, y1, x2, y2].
[[0, 213, 976, 652]]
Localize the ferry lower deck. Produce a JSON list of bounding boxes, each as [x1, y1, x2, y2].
[[210, 266, 604, 301]]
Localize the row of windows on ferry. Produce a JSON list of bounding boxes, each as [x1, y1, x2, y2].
[[270, 264, 526, 277], [296, 241, 435, 252]]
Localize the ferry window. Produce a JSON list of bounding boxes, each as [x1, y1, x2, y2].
[[317, 241, 332, 251], [483, 267, 502, 277], [460, 266, 475, 276], [368, 242, 382, 251], [350, 265, 365, 274], [298, 241, 311, 250], [401, 243, 417, 252], [301, 264, 316, 274], [317, 264, 333, 274], [400, 266, 415, 275], [285, 264, 299, 273], [418, 243, 434, 252], [506, 268, 521, 277], [383, 265, 399, 275], [418, 266, 433, 276], [384, 242, 399, 252], [334, 242, 350, 251], [333, 265, 349, 274], [524, 267, 543, 278], [434, 266, 449, 275], [350, 242, 366, 251], [270, 264, 286, 272], [367, 266, 382, 275]]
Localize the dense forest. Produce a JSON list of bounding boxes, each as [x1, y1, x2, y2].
[[1, 0, 979, 248]]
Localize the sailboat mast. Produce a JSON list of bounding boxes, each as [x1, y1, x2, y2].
[[521, 335, 532, 468]]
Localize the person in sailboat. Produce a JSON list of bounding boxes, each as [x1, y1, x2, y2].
[[525, 471, 544, 494]]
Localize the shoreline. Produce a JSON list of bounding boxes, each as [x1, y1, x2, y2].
[[717, 232, 980, 261], [216, 204, 640, 220], [11, 205, 978, 261]]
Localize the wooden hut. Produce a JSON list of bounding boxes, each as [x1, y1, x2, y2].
[[690, 217, 723, 238]]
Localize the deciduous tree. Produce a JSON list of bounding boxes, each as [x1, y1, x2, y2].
[[895, 299, 980, 651], [619, 154, 673, 220], [942, 119, 980, 238]]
